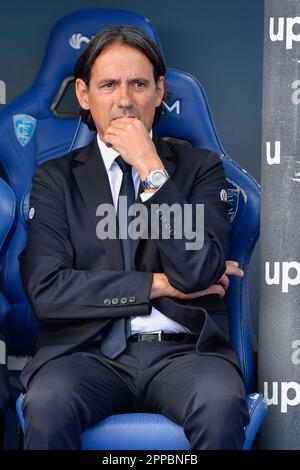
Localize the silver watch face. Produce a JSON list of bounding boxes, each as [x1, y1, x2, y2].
[[151, 170, 167, 187]]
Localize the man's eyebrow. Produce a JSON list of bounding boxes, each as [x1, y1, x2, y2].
[[130, 78, 150, 83], [96, 78, 150, 86], [96, 79, 119, 86]]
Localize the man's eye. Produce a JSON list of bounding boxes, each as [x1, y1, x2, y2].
[[134, 81, 146, 88], [102, 83, 113, 88]]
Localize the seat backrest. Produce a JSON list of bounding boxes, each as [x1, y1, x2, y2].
[[0, 178, 16, 340], [70, 68, 260, 392], [0, 9, 161, 355], [0, 178, 15, 266]]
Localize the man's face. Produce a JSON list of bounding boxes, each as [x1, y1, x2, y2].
[[75, 42, 164, 138]]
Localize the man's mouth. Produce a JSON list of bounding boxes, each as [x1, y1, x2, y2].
[[111, 110, 140, 121]]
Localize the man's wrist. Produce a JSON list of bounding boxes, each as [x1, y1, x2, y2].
[[137, 164, 165, 181], [150, 273, 168, 300], [134, 150, 165, 180], [141, 169, 170, 190], [144, 188, 157, 193]]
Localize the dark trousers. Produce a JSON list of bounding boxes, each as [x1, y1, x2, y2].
[[22, 339, 250, 450]]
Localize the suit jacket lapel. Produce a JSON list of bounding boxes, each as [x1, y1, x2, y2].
[[72, 137, 124, 271]]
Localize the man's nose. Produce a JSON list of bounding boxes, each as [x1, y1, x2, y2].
[[116, 85, 133, 108]]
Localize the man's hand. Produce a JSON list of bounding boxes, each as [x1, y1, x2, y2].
[[103, 117, 165, 180], [215, 260, 244, 296], [149, 261, 244, 300]]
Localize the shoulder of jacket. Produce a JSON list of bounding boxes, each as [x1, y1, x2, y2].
[[36, 145, 87, 174], [162, 137, 222, 165]]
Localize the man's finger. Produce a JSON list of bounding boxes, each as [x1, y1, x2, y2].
[[109, 120, 128, 130], [218, 274, 229, 290], [180, 284, 226, 299], [207, 284, 225, 298], [225, 265, 244, 277], [226, 260, 239, 268]]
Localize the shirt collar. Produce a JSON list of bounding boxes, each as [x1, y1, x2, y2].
[[97, 130, 153, 172]]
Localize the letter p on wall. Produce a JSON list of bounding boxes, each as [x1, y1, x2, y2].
[[286, 17, 300, 49], [281, 382, 300, 413], [282, 262, 300, 293]]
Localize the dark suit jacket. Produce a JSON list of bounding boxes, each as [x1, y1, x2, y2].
[[19, 136, 241, 389]]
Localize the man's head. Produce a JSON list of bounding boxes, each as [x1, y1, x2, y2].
[[74, 25, 166, 137]]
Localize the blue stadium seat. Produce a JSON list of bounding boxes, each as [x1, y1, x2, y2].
[[0, 177, 15, 447], [0, 8, 267, 449], [0, 176, 16, 343]]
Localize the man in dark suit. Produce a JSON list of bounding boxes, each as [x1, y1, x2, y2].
[[19, 25, 250, 449]]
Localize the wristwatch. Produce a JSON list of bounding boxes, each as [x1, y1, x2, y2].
[[142, 168, 170, 190]]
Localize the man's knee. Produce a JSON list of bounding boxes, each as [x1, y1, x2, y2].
[[208, 390, 247, 420], [186, 386, 248, 423], [22, 376, 83, 450], [184, 388, 249, 449], [22, 372, 79, 430]]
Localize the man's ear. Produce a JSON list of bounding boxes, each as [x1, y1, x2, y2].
[[155, 76, 165, 107], [75, 78, 90, 110]]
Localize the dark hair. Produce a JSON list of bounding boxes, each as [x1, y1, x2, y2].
[[74, 25, 167, 130]]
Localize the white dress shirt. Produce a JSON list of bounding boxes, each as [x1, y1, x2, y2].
[[97, 134, 192, 334]]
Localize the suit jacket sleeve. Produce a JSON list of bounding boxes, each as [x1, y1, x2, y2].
[[19, 164, 153, 323], [142, 148, 231, 293]]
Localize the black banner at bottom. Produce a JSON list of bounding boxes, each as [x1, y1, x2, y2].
[[0, 450, 299, 466]]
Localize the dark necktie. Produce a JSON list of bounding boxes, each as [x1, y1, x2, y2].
[[100, 155, 135, 358]]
